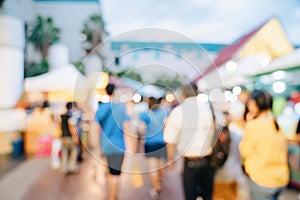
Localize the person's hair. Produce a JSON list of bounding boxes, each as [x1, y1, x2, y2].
[[106, 83, 115, 95], [251, 90, 279, 130], [251, 90, 272, 112], [148, 97, 160, 110], [66, 102, 73, 110], [158, 97, 163, 104], [181, 82, 198, 98], [42, 100, 49, 109]]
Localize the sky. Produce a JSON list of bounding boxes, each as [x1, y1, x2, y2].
[[101, 0, 300, 45]]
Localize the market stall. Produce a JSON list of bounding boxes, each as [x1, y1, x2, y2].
[[25, 64, 89, 102], [23, 64, 89, 155]]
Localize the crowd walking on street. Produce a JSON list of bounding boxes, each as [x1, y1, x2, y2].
[[49, 82, 292, 200]]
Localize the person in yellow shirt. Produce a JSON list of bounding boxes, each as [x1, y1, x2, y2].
[[239, 90, 289, 200]]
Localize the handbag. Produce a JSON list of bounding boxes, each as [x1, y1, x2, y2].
[[209, 103, 231, 168]]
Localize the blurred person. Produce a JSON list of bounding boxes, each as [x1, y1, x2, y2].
[[277, 102, 299, 136], [159, 96, 172, 114], [228, 100, 246, 137], [95, 83, 130, 200], [214, 100, 250, 200], [138, 97, 168, 199], [297, 119, 300, 134], [124, 96, 148, 189], [164, 83, 225, 200], [239, 90, 289, 200], [235, 89, 251, 122], [72, 102, 84, 162], [130, 95, 148, 153], [60, 102, 79, 175], [25, 100, 56, 155], [30, 100, 55, 134]]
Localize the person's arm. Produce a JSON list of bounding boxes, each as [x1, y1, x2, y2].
[[166, 143, 176, 167], [239, 123, 256, 160], [138, 113, 147, 136], [138, 121, 146, 136], [123, 120, 130, 135], [164, 107, 181, 167], [122, 104, 132, 139]]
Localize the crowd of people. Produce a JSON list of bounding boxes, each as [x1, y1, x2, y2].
[[49, 82, 291, 200]]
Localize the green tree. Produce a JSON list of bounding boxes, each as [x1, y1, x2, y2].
[[25, 60, 49, 77], [105, 68, 143, 82], [26, 16, 60, 77], [81, 14, 107, 53], [73, 60, 85, 75], [28, 16, 60, 60], [116, 68, 143, 82], [155, 75, 183, 89]]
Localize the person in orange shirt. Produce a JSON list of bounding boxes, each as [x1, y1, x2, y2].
[[239, 90, 289, 200]]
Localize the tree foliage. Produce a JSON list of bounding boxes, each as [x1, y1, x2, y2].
[[26, 16, 60, 77], [105, 68, 143, 82], [81, 14, 107, 53], [25, 60, 48, 77], [28, 16, 60, 60], [155, 75, 184, 89], [73, 60, 85, 75]]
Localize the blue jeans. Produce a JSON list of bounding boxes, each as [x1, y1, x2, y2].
[[250, 180, 285, 200]]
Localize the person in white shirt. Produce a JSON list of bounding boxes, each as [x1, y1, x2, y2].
[[164, 83, 224, 200]]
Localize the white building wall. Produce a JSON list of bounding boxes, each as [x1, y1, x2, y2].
[[115, 50, 216, 82]]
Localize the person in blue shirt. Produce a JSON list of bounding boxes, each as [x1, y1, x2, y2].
[[95, 83, 130, 200], [139, 97, 168, 199]]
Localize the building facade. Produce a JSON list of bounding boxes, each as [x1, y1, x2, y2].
[[109, 41, 225, 81]]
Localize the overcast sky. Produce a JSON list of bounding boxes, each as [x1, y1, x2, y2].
[[101, 0, 300, 45]]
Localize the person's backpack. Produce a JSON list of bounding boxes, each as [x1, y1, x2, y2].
[[209, 103, 231, 168]]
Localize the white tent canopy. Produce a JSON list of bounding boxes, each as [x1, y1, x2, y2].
[[197, 55, 263, 90], [254, 48, 300, 75], [25, 64, 88, 92], [122, 78, 165, 98], [197, 48, 300, 90]]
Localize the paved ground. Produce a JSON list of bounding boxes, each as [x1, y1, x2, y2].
[[0, 152, 299, 200], [21, 153, 184, 200], [0, 157, 49, 200], [0, 155, 26, 178]]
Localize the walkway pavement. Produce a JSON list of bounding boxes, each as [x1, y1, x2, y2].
[[0, 152, 299, 200], [0, 155, 26, 178], [0, 157, 49, 200]]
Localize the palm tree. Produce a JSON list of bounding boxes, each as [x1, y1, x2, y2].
[[81, 14, 107, 54], [28, 16, 60, 60], [26, 16, 60, 77]]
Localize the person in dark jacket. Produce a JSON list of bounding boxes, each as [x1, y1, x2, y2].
[[60, 102, 79, 175]]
